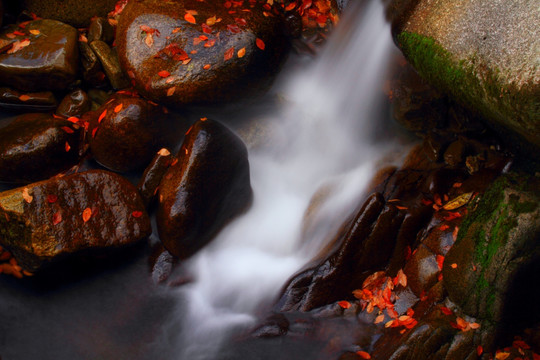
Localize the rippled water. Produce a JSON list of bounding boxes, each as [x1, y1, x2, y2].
[[0, 1, 402, 359]]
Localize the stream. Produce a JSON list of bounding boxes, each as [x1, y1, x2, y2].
[[0, 1, 410, 359]]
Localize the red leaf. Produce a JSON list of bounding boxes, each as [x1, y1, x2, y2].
[[114, 103, 123, 113], [224, 47, 234, 61], [356, 351, 371, 359], [436, 255, 444, 270], [227, 24, 241, 33], [19, 94, 31, 101], [256, 38, 265, 50], [132, 210, 143, 218], [98, 109, 107, 123], [52, 212, 62, 225], [440, 306, 453, 315], [61, 126, 74, 134], [47, 195, 58, 203], [158, 70, 170, 78], [477, 345, 483, 356], [235, 18, 247, 26], [338, 301, 351, 309], [82, 208, 92, 222], [201, 24, 213, 34], [184, 13, 196, 24]]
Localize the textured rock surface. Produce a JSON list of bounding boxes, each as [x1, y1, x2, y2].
[[0, 170, 151, 272], [0, 19, 79, 92], [116, 0, 290, 106], [443, 171, 540, 327], [88, 93, 185, 173], [21, 0, 118, 27], [393, 0, 540, 150], [157, 119, 252, 258], [0, 113, 82, 183]]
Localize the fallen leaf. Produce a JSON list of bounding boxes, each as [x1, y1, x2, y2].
[[82, 208, 92, 222], [132, 211, 143, 218], [184, 12, 197, 24], [224, 47, 234, 61], [166, 86, 176, 96], [256, 38, 265, 50], [52, 212, 62, 225], [477, 345, 483, 356], [436, 255, 444, 270], [98, 109, 107, 123], [237, 47, 246, 58], [19, 94, 31, 101], [114, 103, 123, 113], [338, 300, 351, 309], [443, 192, 474, 210], [158, 70, 170, 78], [356, 351, 371, 359], [374, 314, 385, 324], [495, 352, 510, 360]]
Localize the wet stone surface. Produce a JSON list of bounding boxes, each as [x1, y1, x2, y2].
[[0, 113, 83, 184], [157, 118, 253, 259], [0, 19, 79, 92], [0, 170, 151, 272], [116, 0, 291, 106]]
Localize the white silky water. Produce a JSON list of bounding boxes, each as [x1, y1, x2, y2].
[[165, 1, 397, 359]]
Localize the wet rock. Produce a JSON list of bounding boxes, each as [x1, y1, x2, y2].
[[79, 42, 108, 88], [88, 17, 115, 44], [443, 171, 540, 330], [251, 313, 290, 338], [276, 193, 408, 312], [21, 0, 118, 27], [394, 0, 540, 151], [116, 0, 291, 106], [0, 87, 57, 112], [137, 148, 176, 208], [0, 19, 79, 92], [157, 119, 252, 259], [0, 113, 82, 183], [56, 89, 92, 118], [443, 139, 466, 168], [88, 93, 184, 173], [0, 170, 151, 272], [90, 40, 131, 90]]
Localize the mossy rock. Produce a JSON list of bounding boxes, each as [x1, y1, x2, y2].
[[443, 171, 540, 330], [393, 0, 540, 152]]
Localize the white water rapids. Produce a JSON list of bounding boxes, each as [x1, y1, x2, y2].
[[164, 1, 398, 358]]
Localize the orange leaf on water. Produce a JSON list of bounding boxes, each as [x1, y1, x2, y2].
[[19, 94, 31, 101]]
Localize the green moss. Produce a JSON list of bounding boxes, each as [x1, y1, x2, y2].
[[396, 31, 540, 147]]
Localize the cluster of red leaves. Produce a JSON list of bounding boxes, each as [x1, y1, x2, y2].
[[348, 269, 418, 332], [282, 0, 338, 29], [483, 337, 540, 360], [439, 305, 481, 332], [0, 246, 32, 278]]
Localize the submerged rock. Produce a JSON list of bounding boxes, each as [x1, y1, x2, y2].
[[21, 0, 118, 27], [0, 113, 82, 183], [157, 118, 252, 259], [393, 0, 540, 151], [0, 19, 79, 92], [0, 170, 151, 272], [116, 0, 291, 106], [88, 93, 184, 173]]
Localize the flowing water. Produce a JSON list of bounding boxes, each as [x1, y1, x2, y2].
[[163, 1, 398, 359], [0, 1, 404, 359]]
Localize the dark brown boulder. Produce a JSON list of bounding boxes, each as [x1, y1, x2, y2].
[[88, 93, 186, 173], [0, 170, 151, 272], [56, 89, 92, 118], [157, 118, 252, 258], [116, 0, 291, 106], [0, 113, 83, 184], [0, 19, 79, 92], [21, 0, 118, 28]]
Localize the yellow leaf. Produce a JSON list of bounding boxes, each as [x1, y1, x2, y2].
[[443, 192, 474, 210]]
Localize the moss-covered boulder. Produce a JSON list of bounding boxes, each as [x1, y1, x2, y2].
[[393, 0, 540, 151], [443, 171, 540, 332], [0, 170, 151, 272], [116, 0, 290, 106]]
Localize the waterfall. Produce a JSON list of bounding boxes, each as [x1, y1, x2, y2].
[[161, 1, 396, 358]]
